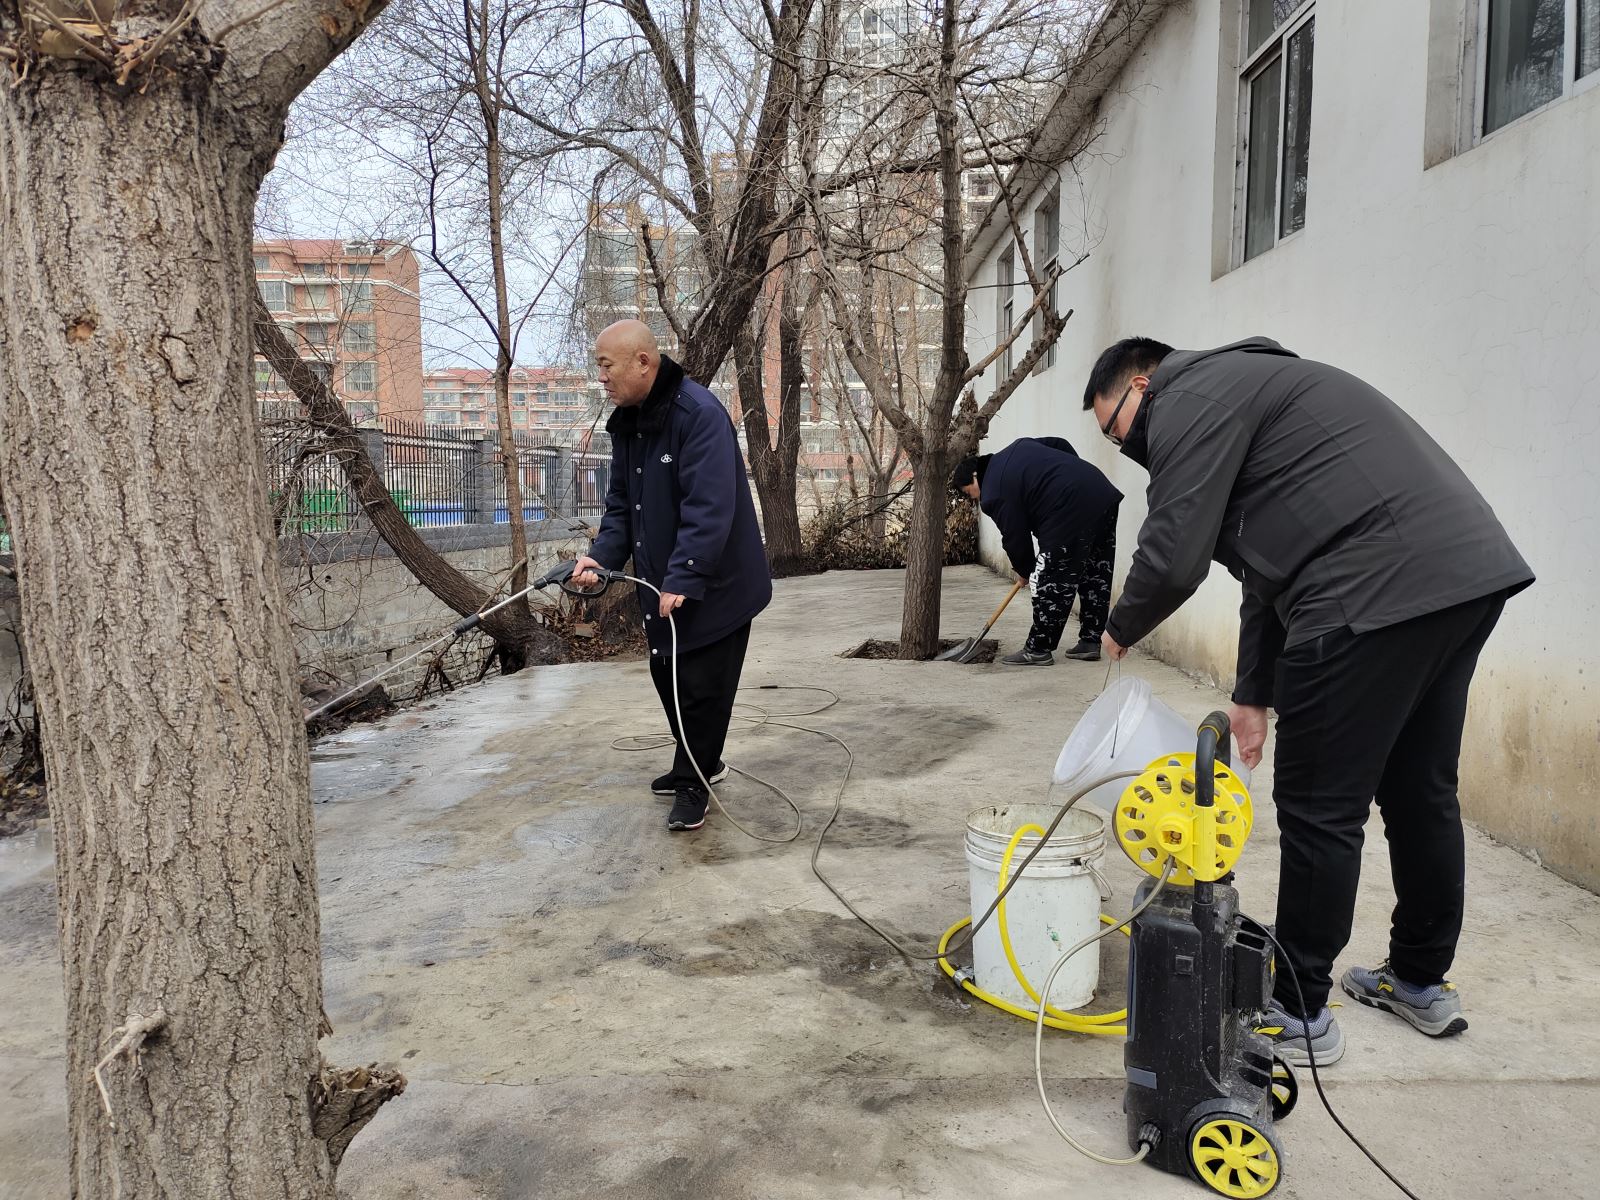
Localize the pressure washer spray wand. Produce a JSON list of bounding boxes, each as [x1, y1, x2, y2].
[[303, 559, 623, 724]]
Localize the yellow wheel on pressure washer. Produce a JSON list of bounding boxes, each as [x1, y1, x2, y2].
[[1188, 1115, 1281, 1198], [1114, 753, 1254, 885]]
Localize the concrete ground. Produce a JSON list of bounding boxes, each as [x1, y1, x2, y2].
[[3, 565, 1599, 1200]]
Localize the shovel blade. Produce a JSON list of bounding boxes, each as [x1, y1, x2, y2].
[[934, 637, 977, 662]]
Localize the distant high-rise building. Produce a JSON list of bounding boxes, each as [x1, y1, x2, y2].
[[252, 239, 424, 425], [422, 366, 599, 448]]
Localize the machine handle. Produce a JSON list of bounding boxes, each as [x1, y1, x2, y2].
[[1194, 710, 1231, 809]]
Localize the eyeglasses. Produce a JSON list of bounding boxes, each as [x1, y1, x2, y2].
[[1101, 384, 1133, 446]]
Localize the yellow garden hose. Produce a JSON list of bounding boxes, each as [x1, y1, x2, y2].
[[997, 823, 1125, 1027], [937, 822, 1130, 1037]]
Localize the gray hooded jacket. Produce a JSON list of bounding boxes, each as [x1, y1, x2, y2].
[[1105, 338, 1532, 706]]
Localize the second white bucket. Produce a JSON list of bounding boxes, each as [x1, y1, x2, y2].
[[964, 804, 1107, 1012], [1052, 676, 1252, 814]]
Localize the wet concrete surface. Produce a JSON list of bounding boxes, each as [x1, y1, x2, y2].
[[3, 566, 1598, 1198]]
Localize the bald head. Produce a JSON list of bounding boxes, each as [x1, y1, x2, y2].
[[595, 319, 661, 407]]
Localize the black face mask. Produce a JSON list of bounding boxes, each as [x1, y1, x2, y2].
[[1118, 398, 1153, 469]]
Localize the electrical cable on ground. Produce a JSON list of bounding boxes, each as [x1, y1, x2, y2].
[[1242, 916, 1426, 1200], [1034, 860, 1176, 1165], [317, 564, 1435, 1198]]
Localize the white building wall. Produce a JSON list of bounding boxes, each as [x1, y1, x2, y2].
[[967, 1, 1600, 888]]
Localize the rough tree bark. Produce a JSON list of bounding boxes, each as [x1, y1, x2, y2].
[[253, 297, 565, 672], [0, 4, 402, 1196], [730, 283, 805, 576]]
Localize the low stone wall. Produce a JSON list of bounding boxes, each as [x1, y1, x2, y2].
[[283, 520, 593, 701], [0, 518, 596, 720]]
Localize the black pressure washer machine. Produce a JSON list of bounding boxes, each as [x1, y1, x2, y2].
[[1111, 712, 1298, 1199]]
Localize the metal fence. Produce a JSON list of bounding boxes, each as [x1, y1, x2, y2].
[[493, 432, 556, 524], [0, 511, 9, 556], [383, 416, 477, 528], [259, 400, 360, 534], [256, 402, 609, 537]]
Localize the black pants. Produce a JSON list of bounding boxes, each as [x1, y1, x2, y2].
[[1024, 505, 1118, 654], [648, 622, 751, 798], [1270, 593, 1505, 1014]]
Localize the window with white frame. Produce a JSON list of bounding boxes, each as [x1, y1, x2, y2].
[[342, 322, 375, 352], [429, 410, 460, 425], [1480, 0, 1600, 135], [996, 244, 1015, 378], [1236, 1, 1315, 265], [344, 362, 376, 393], [258, 280, 290, 311], [1032, 191, 1060, 374], [341, 280, 374, 313], [305, 360, 332, 385]]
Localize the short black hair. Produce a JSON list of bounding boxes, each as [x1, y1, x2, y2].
[[949, 454, 992, 493], [1082, 337, 1174, 410]]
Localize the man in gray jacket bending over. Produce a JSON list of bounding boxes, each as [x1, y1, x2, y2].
[[1085, 336, 1532, 1067]]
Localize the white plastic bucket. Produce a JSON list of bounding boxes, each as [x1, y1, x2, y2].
[[964, 804, 1107, 1012], [1052, 676, 1251, 815]]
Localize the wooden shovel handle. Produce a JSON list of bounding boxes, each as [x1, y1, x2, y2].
[[980, 579, 1027, 633]]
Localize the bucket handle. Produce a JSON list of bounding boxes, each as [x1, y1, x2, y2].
[[1087, 862, 1113, 902]]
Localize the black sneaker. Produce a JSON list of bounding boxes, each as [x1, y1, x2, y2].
[[1062, 638, 1101, 662], [666, 788, 709, 832], [652, 763, 728, 796], [1000, 649, 1053, 666]]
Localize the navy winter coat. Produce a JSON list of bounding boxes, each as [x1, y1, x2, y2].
[[980, 437, 1122, 579], [589, 357, 772, 657]]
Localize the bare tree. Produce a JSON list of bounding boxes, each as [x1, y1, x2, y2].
[[297, 0, 593, 605], [800, 0, 1117, 657], [252, 295, 569, 671], [508, 0, 820, 572], [0, 5, 406, 1196]]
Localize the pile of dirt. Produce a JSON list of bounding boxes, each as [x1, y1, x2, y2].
[[541, 582, 647, 663], [302, 679, 394, 739], [844, 637, 998, 663]]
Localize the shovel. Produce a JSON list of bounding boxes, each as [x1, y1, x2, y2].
[[935, 578, 1026, 663]]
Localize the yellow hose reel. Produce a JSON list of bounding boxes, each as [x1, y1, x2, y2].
[[1113, 753, 1254, 886]]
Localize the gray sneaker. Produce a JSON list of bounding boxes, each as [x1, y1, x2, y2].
[[1000, 649, 1053, 666], [1257, 1002, 1345, 1067], [1341, 961, 1468, 1038]]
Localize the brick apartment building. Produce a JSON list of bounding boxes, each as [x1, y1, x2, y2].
[[253, 239, 424, 425], [422, 366, 599, 448]]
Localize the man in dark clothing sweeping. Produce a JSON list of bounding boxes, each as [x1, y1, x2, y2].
[[950, 437, 1121, 665], [574, 320, 771, 833], [1084, 335, 1533, 1066]]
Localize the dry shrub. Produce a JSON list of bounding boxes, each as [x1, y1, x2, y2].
[[802, 488, 977, 572]]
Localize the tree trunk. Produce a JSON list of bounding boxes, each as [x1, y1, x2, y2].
[[253, 300, 564, 674], [897, 0, 969, 660], [472, 0, 531, 618], [732, 322, 804, 577], [0, 49, 389, 1200], [897, 449, 950, 659]]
